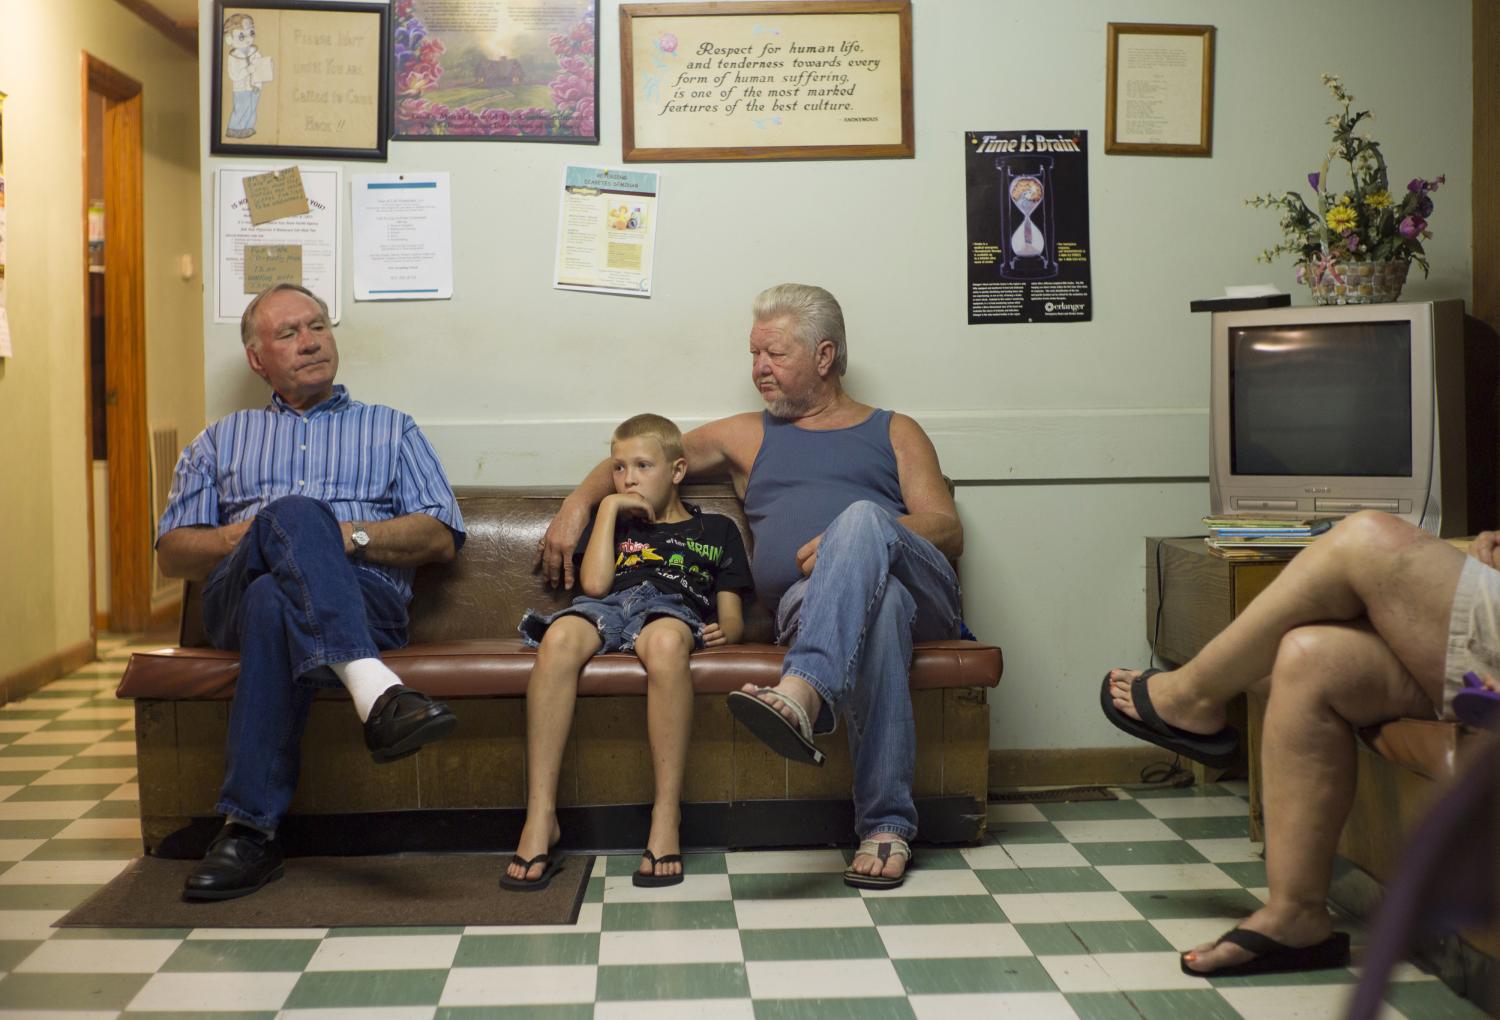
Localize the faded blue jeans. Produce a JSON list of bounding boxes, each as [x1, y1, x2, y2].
[[775, 501, 963, 841], [201, 496, 408, 831]]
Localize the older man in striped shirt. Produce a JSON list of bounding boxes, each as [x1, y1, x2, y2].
[[157, 283, 466, 901]]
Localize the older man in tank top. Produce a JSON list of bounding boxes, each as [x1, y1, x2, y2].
[[539, 283, 963, 887]]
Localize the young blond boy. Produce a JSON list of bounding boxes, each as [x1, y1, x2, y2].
[[506, 414, 752, 889]]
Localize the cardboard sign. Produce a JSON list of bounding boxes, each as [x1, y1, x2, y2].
[[242, 167, 309, 225], [243, 243, 303, 293]]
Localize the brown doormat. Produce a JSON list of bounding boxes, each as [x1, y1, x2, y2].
[[57, 852, 593, 929], [989, 786, 1117, 804]]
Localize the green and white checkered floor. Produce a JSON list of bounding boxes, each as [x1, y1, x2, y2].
[[0, 636, 1487, 1019]]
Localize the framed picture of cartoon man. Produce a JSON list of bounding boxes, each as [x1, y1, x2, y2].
[[211, 0, 392, 160]]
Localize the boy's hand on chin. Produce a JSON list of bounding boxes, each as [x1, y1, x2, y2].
[[611, 492, 656, 521]]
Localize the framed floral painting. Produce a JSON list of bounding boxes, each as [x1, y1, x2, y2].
[[391, 0, 598, 142]]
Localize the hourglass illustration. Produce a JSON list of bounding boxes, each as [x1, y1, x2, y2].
[[997, 156, 1058, 279]]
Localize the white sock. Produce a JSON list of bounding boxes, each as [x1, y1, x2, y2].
[[329, 658, 402, 722]]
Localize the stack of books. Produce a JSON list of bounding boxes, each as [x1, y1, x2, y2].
[[1202, 515, 1337, 558]]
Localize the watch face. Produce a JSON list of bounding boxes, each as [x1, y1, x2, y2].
[[353, 529, 370, 547]]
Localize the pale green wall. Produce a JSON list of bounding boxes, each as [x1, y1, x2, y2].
[[197, 0, 1473, 748], [0, 1, 203, 677]]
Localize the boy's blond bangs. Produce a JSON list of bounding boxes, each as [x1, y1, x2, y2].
[[612, 413, 685, 463]]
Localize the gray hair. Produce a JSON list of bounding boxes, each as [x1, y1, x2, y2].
[[240, 283, 330, 347], [752, 283, 847, 378]]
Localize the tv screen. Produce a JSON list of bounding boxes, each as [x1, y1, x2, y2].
[[1230, 321, 1413, 478]]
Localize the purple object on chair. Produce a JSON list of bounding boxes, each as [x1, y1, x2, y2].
[[1454, 671, 1500, 730]]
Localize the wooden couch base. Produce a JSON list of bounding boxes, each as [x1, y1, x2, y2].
[[136, 687, 991, 853]]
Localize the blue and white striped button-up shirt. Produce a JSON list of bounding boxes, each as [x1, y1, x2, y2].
[[157, 386, 465, 600]]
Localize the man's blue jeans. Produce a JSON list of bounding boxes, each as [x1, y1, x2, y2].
[[775, 501, 964, 841], [201, 496, 408, 831]]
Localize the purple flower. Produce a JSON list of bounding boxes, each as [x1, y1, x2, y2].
[[1407, 177, 1425, 193], [1400, 215, 1426, 238], [658, 32, 678, 53], [1345, 233, 1360, 253], [1295, 264, 1307, 284], [1417, 195, 1434, 217], [1307, 172, 1321, 192]]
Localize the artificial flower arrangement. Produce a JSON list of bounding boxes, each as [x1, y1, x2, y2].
[[1247, 74, 1444, 296]]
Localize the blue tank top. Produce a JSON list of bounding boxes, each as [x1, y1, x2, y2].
[[743, 408, 907, 609]]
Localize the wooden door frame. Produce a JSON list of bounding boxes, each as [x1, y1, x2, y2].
[[82, 54, 150, 634]]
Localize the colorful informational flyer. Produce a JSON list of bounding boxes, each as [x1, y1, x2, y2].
[[351, 173, 453, 301], [554, 165, 659, 298], [215, 165, 342, 324], [964, 130, 1092, 325]]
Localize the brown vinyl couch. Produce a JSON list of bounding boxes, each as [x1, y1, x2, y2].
[[118, 485, 1003, 857]]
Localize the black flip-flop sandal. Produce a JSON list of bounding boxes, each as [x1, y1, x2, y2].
[[1182, 927, 1350, 977], [632, 848, 685, 888], [499, 851, 563, 892], [1099, 669, 1239, 769], [727, 688, 826, 766], [843, 837, 912, 890]]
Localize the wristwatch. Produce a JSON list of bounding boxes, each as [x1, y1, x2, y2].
[[350, 526, 371, 558]]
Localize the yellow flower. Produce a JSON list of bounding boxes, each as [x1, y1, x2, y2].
[[1363, 190, 1392, 210], [1326, 205, 1358, 232]]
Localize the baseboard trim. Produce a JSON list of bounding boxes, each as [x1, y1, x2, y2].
[[989, 747, 1184, 788], [1, 640, 95, 705]]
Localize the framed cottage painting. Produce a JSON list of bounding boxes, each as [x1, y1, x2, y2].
[[391, 0, 598, 142]]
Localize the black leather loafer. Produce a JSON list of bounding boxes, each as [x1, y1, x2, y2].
[[182, 823, 284, 902], [364, 684, 457, 763]]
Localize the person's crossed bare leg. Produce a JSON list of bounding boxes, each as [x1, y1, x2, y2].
[[1103, 511, 1467, 974]]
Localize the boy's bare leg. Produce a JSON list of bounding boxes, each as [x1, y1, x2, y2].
[[1184, 621, 1438, 972], [634, 617, 695, 880], [1109, 512, 1465, 734], [507, 616, 601, 882]]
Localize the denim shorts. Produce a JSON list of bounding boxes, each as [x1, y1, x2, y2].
[[518, 582, 705, 654]]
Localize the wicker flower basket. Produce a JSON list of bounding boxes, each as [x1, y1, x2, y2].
[[1309, 258, 1409, 305]]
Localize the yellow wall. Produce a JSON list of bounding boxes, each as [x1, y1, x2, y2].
[[0, 1, 203, 677]]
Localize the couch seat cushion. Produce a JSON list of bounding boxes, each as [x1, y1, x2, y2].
[[117, 639, 1003, 701]]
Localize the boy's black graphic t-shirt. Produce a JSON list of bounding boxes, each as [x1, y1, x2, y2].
[[574, 502, 753, 619]]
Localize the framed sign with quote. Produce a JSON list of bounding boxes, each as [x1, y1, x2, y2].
[[620, 0, 913, 162], [211, 0, 391, 160], [1104, 22, 1215, 157]]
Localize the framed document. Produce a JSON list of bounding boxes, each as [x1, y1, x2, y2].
[[211, 1, 391, 161], [620, 0, 913, 162], [390, 1, 599, 143], [1105, 22, 1215, 157]]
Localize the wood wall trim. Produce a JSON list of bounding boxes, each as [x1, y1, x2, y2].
[[989, 747, 1195, 789], [1476, 0, 1498, 329], [1, 641, 96, 706], [113, 0, 197, 55]]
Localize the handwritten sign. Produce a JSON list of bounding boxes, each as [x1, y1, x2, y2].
[[624, 4, 912, 160], [243, 167, 310, 224], [243, 243, 303, 293], [218, 6, 383, 152]]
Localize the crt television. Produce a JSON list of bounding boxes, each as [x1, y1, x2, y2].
[[1209, 299, 1483, 537]]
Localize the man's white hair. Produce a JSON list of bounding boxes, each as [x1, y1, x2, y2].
[[240, 283, 330, 347], [752, 283, 847, 378]]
